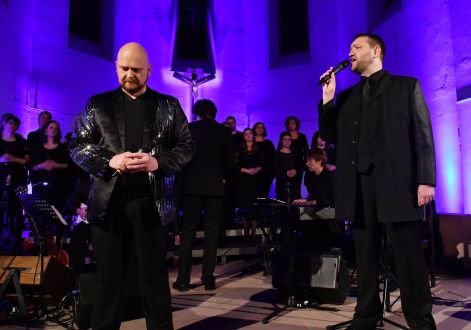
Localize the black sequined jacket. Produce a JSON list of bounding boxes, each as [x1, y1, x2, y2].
[[69, 87, 195, 225]]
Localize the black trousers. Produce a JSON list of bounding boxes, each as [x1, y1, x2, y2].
[[351, 172, 436, 330], [177, 194, 222, 284], [91, 196, 173, 330], [222, 176, 236, 229]]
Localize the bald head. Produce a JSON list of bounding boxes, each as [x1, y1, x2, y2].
[[117, 42, 149, 65], [116, 42, 152, 97]]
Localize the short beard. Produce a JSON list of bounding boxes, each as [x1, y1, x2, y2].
[[122, 83, 142, 94], [352, 59, 373, 75], [351, 63, 363, 74], [121, 77, 148, 95]]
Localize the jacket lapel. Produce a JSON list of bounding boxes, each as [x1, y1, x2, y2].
[[373, 71, 393, 99], [111, 89, 126, 152], [347, 83, 362, 118], [142, 89, 157, 148]]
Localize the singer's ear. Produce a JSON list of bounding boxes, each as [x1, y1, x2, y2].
[[373, 46, 380, 58]]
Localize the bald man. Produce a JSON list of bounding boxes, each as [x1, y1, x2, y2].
[[69, 42, 195, 330]]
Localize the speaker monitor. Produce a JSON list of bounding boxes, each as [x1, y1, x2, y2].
[[272, 254, 351, 305], [309, 254, 351, 304]]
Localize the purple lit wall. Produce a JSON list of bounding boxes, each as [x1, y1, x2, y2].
[[0, 0, 470, 213], [0, 0, 117, 136], [115, 0, 247, 123], [368, 0, 470, 214], [0, 0, 33, 135], [450, 0, 471, 214]]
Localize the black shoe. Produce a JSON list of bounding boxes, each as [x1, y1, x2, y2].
[[204, 281, 216, 291], [345, 323, 377, 330], [172, 281, 190, 292]]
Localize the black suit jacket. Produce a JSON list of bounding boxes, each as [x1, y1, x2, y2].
[[318, 71, 436, 222], [69, 88, 195, 225], [183, 118, 234, 196]]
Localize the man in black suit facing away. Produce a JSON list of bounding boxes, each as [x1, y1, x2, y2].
[[174, 99, 234, 291], [318, 33, 436, 329]]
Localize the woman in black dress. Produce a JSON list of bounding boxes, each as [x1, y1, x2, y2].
[[30, 120, 71, 216], [234, 128, 263, 241], [0, 114, 28, 184], [0, 114, 29, 192], [0, 114, 29, 250], [280, 116, 309, 193], [252, 122, 276, 197], [275, 132, 300, 204]]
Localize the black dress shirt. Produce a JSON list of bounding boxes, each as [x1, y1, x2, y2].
[[121, 91, 150, 195], [357, 69, 385, 173]]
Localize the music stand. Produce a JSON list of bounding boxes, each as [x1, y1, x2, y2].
[[377, 246, 409, 330], [15, 193, 68, 325], [262, 205, 340, 324]]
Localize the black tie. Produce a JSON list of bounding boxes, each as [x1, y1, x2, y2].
[[357, 76, 373, 174], [362, 76, 371, 100]]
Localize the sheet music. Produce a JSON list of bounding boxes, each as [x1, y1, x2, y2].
[[50, 205, 68, 225], [256, 197, 286, 205]]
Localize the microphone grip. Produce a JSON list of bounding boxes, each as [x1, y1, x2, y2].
[[318, 60, 350, 85], [319, 67, 340, 85], [318, 74, 332, 85]]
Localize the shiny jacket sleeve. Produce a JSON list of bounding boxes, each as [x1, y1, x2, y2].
[[412, 80, 436, 186], [154, 98, 195, 177], [68, 99, 116, 180]]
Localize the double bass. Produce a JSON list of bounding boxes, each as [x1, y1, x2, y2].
[[22, 232, 69, 267]]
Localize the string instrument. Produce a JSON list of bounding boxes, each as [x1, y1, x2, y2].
[[22, 234, 70, 267], [45, 233, 69, 267]]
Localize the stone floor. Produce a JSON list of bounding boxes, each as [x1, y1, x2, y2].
[[1, 257, 469, 329]]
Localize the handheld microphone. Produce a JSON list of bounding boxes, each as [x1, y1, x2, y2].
[[318, 60, 350, 85]]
